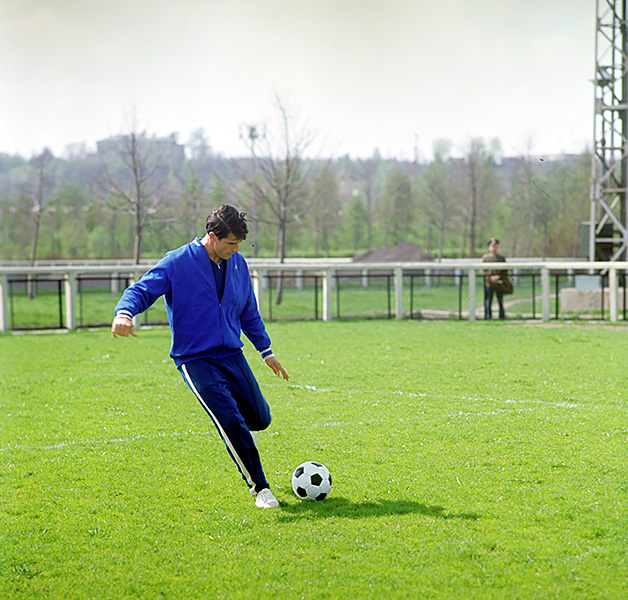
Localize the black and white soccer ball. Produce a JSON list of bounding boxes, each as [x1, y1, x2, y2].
[[291, 461, 332, 501]]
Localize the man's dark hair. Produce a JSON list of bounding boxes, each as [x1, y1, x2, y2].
[[206, 204, 248, 240]]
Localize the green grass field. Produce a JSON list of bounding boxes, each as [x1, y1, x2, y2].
[[2, 321, 627, 599]]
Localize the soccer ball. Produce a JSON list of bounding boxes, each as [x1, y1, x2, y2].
[[291, 461, 332, 501]]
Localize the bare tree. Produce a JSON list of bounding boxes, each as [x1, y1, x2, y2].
[[508, 155, 560, 258], [22, 148, 54, 297], [461, 138, 500, 257], [239, 98, 314, 303], [96, 119, 172, 264], [507, 157, 535, 256], [27, 148, 54, 267], [187, 127, 212, 161]]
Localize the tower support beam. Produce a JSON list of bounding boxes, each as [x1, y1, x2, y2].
[[590, 0, 628, 262]]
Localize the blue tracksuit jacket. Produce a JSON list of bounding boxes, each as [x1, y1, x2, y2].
[[114, 238, 272, 367]]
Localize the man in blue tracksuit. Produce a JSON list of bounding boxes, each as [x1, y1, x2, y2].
[[110, 204, 289, 509]]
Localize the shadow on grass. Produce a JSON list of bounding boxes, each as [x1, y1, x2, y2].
[[278, 496, 480, 522]]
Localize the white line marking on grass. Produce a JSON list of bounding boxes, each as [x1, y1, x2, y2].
[[0, 429, 210, 453], [287, 383, 577, 409], [446, 408, 538, 418], [289, 384, 334, 393], [4, 388, 578, 453], [289, 384, 427, 398]]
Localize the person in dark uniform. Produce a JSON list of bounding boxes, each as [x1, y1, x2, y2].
[[482, 237, 507, 320]]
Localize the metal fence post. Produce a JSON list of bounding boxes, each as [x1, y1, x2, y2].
[[468, 268, 476, 322], [425, 268, 432, 289], [64, 272, 77, 331], [541, 267, 550, 322], [609, 267, 618, 322], [0, 273, 9, 332], [5, 260, 628, 328], [322, 269, 333, 322], [252, 269, 264, 317], [394, 267, 404, 319]]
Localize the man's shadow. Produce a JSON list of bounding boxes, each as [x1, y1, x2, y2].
[[277, 497, 480, 522]]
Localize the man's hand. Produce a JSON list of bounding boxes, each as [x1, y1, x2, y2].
[[265, 356, 289, 380], [111, 315, 137, 338]]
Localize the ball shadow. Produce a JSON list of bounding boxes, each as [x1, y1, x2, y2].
[[277, 496, 481, 522]]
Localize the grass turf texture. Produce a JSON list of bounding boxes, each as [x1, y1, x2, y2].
[[1, 321, 627, 599]]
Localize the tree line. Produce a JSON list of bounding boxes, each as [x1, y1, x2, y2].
[[0, 106, 591, 266]]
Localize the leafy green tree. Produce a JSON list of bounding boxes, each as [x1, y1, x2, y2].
[[179, 171, 207, 241], [504, 157, 535, 256], [0, 142, 593, 262], [499, 153, 590, 258], [379, 169, 413, 246], [87, 225, 111, 259], [85, 197, 128, 259], [0, 192, 32, 259], [356, 154, 381, 250], [0, 194, 10, 258], [551, 153, 590, 257], [531, 153, 591, 257], [417, 152, 457, 260], [44, 184, 89, 258], [529, 177, 557, 259], [343, 191, 368, 253], [310, 164, 341, 257]]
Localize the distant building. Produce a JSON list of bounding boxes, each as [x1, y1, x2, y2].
[[96, 134, 185, 169], [497, 154, 583, 180]]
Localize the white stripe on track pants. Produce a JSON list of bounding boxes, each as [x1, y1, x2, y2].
[[179, 352, 271, 494]]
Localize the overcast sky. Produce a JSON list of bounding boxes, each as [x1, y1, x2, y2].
[[1, 0, 595, 161]]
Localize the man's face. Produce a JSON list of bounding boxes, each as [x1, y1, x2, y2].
[[489, 242, 498, 253], [212, 233, 242, 260]]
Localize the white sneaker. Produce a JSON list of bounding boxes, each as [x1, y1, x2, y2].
[[255, 487, 279, 508]]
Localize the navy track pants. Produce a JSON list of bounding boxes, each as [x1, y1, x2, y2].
[[484, 286, 505, 319], [179, 353, 271, 494]]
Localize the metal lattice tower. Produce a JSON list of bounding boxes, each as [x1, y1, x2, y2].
[[590, 0, 628, 262]]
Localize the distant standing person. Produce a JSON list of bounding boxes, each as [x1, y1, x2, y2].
[[110, 204, 289, 509], [482, 237, 507, 320]]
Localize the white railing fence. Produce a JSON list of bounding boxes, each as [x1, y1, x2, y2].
[[1, 260, 627, 332]]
